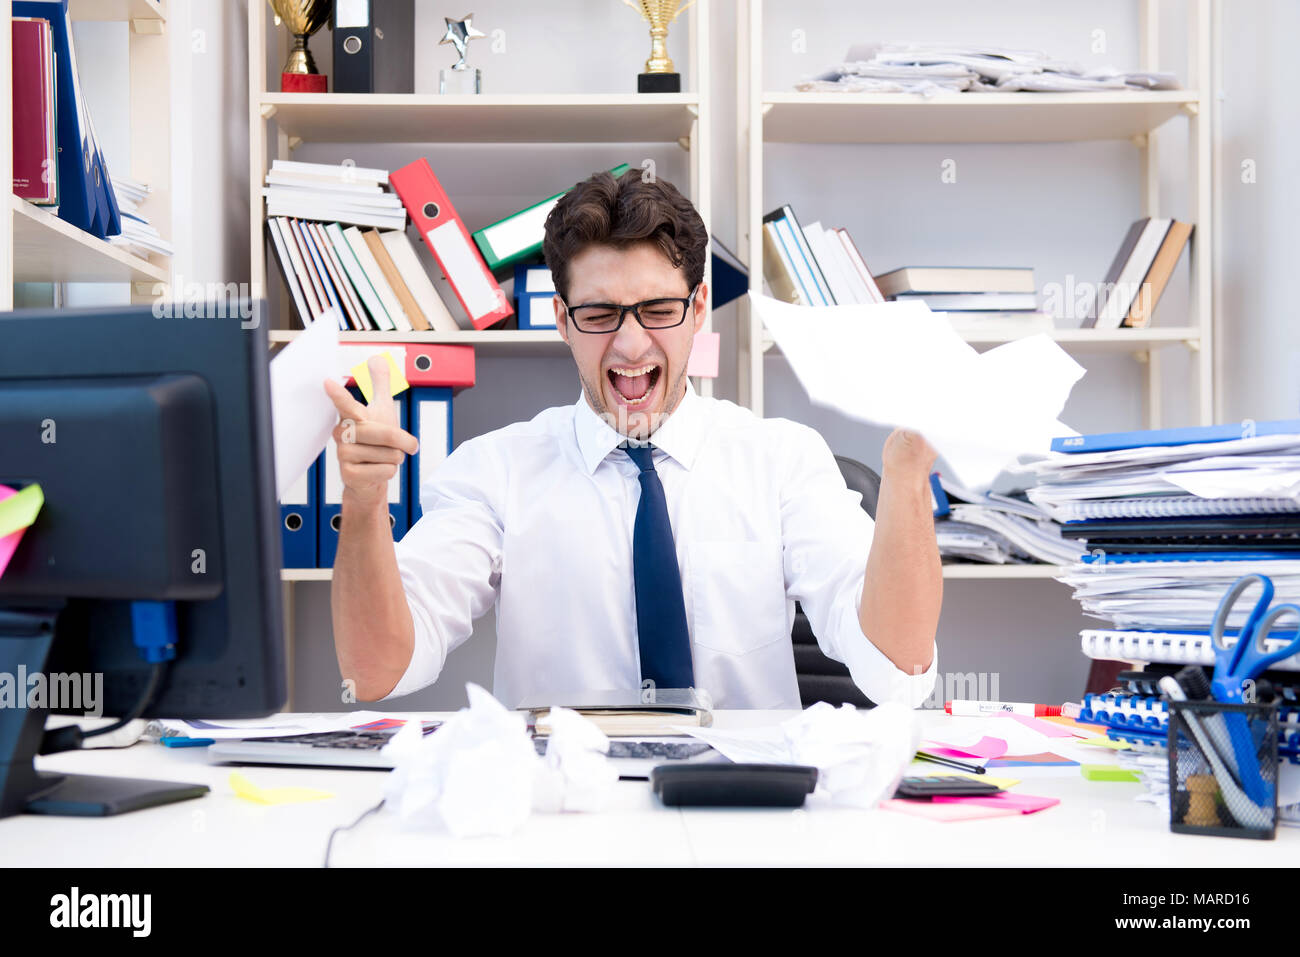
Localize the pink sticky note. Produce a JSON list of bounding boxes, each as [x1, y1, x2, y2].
[[878, 799, 1021, 822], [933, 792, 1060, 814], [686, 331, 720, 378], [993, 713, 1076, 738], [0, 486, 29, 579], [923, 736, 1008, 759]]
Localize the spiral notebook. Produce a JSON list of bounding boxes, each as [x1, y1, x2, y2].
[[1057, 496, 1300, 522], [1080, 628, 1300, 671]]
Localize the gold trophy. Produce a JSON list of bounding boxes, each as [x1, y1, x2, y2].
[[623, 0, 694, 93], [268, 0, 333, 93]]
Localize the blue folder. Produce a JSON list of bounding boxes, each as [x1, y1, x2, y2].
[[514, 265, 557, 329], [408, 387, 453, 525], [319, 386, 410, 566], [279, 459, 318, 569], [15, 0, 118, 239], [1052, 419, 1300, 454]]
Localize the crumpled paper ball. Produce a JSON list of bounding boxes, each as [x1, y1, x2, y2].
[[381, 684, 617, 837], [785, 701, 920, 808]]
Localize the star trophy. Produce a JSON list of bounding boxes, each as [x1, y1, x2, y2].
[[439, 14, 486, 94], [268, 0, 333, 93], [623, 0, 694, 93]]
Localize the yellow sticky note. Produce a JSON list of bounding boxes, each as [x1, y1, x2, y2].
[[0, 483, 43, 539], [1075, 736, 1133, 751], [229, 771, 334, 806], [350, 352, 409, 403]]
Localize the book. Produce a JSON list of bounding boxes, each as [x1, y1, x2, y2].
[[342, 226, 407, 331], [380, 229, 462, 333], [363, 229, 430, 331], [834, 228, 885, 303], [12, 17, 57, 205], [803, 221, 861, 305], [1053, 496, 1300, 523], [764, 205, 834, 305], [517, 688, 714, 737], [762, 220, 805, 304], [266, 219, 314, 327], [1081, 629, 1300, 672], [875, 266, 1035, 297], [324, 221, 388, 331], [1050, 418, 1300, 454], [1086, 219, 1147, 329], [1124, 220, 1193, 329], [895, 292, 1039, 311], [1095, 218, 1172, 330], [270, 158, 389, 184], [309, 222, 367, 331]]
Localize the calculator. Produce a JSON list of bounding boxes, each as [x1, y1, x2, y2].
[[893, 776, 1005, 799]]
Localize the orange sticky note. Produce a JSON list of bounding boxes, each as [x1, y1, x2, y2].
[[349, 351, 409, 403]]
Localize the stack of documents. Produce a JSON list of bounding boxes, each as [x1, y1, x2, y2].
[[1025, 421, 1300, 665], [108, 174, 174, 258], [798, 43, 1180, 95], [935, 473, 1084, 566]]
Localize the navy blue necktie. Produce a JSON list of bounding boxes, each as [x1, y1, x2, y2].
[[625, 444, 694, 690]]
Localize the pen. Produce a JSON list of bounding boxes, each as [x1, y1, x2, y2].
[[915, 750, 986, 775], [945, 699, 1063, 717]]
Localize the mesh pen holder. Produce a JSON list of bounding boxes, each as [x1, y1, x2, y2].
[[1168, 699, 1278, 840]]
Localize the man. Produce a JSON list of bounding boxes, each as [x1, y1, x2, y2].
[[326, 169, 941, 709]]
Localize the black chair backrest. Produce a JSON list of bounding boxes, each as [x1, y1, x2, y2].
[[792, 456, 883, 709]]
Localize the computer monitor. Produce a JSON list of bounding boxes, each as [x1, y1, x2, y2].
[[0, 303, 286, 817]]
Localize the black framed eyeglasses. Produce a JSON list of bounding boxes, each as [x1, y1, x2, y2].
[[562, 287, 698, 334]]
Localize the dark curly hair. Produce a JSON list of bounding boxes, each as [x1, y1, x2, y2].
[[542, 168, 707, 303]]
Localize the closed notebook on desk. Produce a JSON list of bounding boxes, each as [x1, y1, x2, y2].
[[518, 689, 713, 736]]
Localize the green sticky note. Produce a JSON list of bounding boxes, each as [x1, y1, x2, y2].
[[0, 483, 43, 538], [350, 352, 409, 403], [1081, 764, 1141, 782]]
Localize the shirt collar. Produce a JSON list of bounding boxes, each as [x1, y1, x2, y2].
[[573, 380, 706, 475]]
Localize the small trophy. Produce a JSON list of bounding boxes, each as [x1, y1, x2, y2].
[[623, 0, 694, 93], [439, 14, 486, 94], [268, 0, 333, 93]]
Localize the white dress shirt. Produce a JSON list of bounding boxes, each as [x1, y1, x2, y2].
[[388, 384, 938, 709]]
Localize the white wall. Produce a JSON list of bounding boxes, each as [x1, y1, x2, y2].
[[167, 1, 1294, 712]]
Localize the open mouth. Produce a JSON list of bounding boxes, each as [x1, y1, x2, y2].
[[607, 363, 662, 407]]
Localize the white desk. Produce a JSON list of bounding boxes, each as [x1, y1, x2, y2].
[[4, 710, 1296, 866]]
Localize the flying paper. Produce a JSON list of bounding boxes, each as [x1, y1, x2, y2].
[[269, 313, 343, 499], [753, 294, 1085, 491]]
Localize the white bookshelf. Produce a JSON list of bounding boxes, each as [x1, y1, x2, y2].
[[735, 0, 1215, 581], [0, 0, 173, 305], [250, 2, 714, 706]]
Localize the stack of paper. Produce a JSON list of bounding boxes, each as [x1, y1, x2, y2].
[[799, 42, 1180, 95], [108, 173, 174, 258], [935, 473, 1084, 565]]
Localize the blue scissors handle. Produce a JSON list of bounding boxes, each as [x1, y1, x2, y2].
[[1235, 603, 1300, 678], [1210, 574, 1275, 679]]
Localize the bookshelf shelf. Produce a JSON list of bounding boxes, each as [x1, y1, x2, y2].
[[259, 93, 701, 145], [68, 0, 165, 25], [761, 91, 1199, 144], [267, 327, 569, 357], [10, 197, 168, 285], [281, 568, 334, 582], [760, 324, 1202, 356]]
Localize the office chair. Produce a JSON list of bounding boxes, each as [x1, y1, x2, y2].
[[791, 455, 882, 709]]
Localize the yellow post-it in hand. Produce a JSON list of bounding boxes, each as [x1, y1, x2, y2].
[[0, 483, 43, 539], [350, 352, 409, 403], [229, 771, 334, 805]]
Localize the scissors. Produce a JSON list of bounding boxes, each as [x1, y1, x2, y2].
[[1209, 573, 1300, 703]]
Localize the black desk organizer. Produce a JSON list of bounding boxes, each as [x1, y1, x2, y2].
[[1168, 699, 1279, 839]]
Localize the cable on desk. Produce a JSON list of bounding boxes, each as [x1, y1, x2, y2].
[[40, 662, 169, 754], [325, 798, 387, 868]]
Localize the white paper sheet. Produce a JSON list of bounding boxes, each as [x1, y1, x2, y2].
[[754, 294, 1085, 491], [268, 313, 344, 499]]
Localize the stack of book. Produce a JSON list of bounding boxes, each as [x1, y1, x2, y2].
[[263, 160, 460, 333], [1084, 218, 1194, 330], [761, 205, 885, 307], [876, 265, 1052, 336]]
